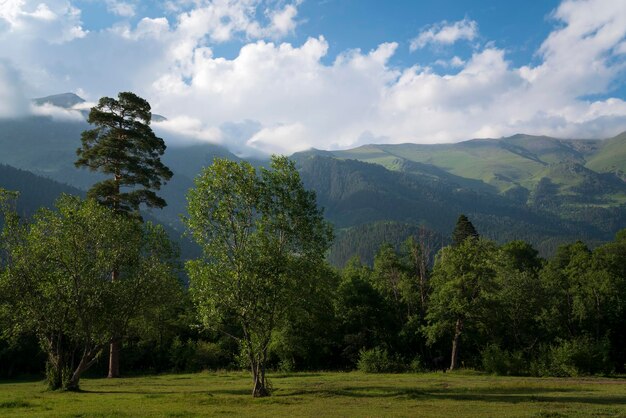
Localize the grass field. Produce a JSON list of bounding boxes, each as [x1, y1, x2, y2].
[[1, 371, 625, 417]]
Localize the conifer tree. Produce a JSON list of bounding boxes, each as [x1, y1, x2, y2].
[[451, 214, 479, 246], [75, 91, 172, 216], [75, 91, 173, 378]]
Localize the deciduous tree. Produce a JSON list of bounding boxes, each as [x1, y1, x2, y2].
[[184, 156, 332, 397], [0, 196, 178, 390], [424, 237, 500, 370]]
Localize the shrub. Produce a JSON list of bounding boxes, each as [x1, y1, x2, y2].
[[409, 355, 424, 373], [481, 344, 526, 375], [357, 347, 405, 373], [530, 337, 612, 377], [190, 341, 229, 371], [278, 357, 295, 373], [169, 338, 230, 372]]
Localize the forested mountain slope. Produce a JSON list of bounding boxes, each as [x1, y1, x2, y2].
[[294, 155, 616, 262], [0, 164, 84, 218]]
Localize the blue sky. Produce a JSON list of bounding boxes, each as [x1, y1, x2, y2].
[[76, 0, 563, 68], [1, 0, 625, 155]]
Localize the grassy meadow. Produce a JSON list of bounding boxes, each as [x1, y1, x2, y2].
[[1, 371, 625, 417]]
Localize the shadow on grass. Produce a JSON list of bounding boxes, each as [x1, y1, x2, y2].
[[278, 385, 626, 406], [272, 373, 322, 379], [0, 376, 44, 384]]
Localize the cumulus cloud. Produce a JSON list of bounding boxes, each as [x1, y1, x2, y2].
[[105, 0, 136, 18], [1, 0, 626, 155], [410, 18, 478, 51], [30, 102, 85, 121], [0, 0, 87, 43]]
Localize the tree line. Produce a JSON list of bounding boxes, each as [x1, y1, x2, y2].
[[1, 92, 625, 398]]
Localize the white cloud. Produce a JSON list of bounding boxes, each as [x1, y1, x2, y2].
[[0, 0, 87, 43], [1, 0, 626, 155], [410, 18, 478, 51], [30, 102, 85, 120], [105, 0, 136, 18], [154, 115, 222, 143], [434, 55, 466, 68], [247, 122, 311, 155], [264, 4, 298, 38]]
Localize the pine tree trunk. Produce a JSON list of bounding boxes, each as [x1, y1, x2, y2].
[[108, 338, 120, 378], [449, 317, 463, 371], [108, 268, 121, 378]]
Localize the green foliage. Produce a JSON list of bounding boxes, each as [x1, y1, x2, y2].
[[0, 195, 180, 390], [357, 347, 405, 373], [451, 214, 479, 246], [481, 345, 525, 376], [334, 257, 396, 365], [169, 337, 231, 372], [184, 156, 333, 396], [409, 355, 425, 373], [75, 92, 173, 215], [532, 337, 612, 377], [424, 238, 500, 367]]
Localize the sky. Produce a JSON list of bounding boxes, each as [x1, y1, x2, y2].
[[1, 0, 626, 156]]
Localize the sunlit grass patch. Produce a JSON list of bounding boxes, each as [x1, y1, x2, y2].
[[1, 372, 625, 417]]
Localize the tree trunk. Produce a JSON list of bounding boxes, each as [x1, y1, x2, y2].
[[249, 344, 270, 397], [449, 317, 463, 371], [252, 360, 270, 397], [70, 347, 101, 390], [108, 338, 121, 378], [108, 268, 121, 378]]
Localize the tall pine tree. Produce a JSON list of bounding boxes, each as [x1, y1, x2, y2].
[[75, 91, 172, 216], [75, 91, 173, 378]]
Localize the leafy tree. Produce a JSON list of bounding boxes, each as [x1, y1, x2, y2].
[[402, 227, 437, 317], [335, 257, 396, 365], [372, 244, 410, 310], [269, 263, 339, 371], [75, 91, 173, 215], [494, 241, 544, 352], [184, 156, 332, 397], [540, 240, 623, 342], [451, 214, 479, 246], [75, 91, 173, 378], [424, 237, 500, 370], [592, 229, 626, 371], [0, 196, 178, 390], [539, 242, 592, 339]]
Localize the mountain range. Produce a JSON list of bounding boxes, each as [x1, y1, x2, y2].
[[1, 93, 625, 265]]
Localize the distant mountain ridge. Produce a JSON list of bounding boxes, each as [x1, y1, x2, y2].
[[297, 132, 626, 209], [2, 93, 626, 264], [33, 93, 86, 108]]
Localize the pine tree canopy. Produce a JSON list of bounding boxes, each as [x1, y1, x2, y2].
[[75, 92, 173, 215], [451, 214, 479, 246]]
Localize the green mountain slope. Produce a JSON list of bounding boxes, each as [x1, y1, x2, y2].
[[296, 155, 615, 259], [586, 131, 626, 174], [327, 134, 606, 194]]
